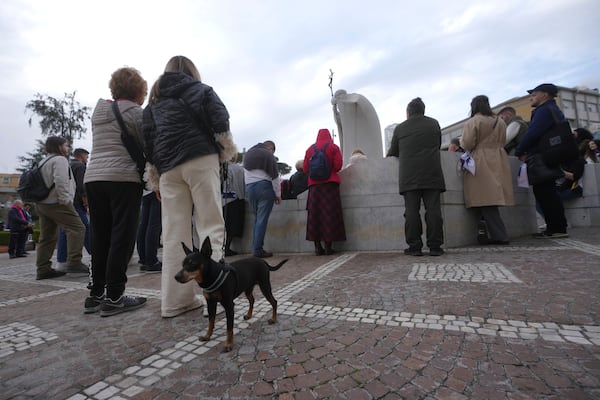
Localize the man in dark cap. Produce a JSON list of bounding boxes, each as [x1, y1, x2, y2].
[[387, 97, 446, 256], [515, 83, 569, 238]]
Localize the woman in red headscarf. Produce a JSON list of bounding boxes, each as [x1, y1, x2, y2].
[[303, 128, 346, 255]]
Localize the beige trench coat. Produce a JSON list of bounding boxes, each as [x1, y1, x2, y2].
[[460, 114, 514, 208]]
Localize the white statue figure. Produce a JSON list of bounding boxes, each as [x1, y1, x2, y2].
[[331, 89, 383, 166]]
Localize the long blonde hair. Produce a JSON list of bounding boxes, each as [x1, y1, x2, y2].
[[148, 56, 202, 105], [164, 55, 201, 81]]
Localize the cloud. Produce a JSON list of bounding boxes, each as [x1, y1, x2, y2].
[[1, 0, 599, 176]]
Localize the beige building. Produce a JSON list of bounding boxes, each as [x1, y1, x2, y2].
[[441, 86, 600, 148]]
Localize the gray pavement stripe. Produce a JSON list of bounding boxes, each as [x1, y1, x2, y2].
[[556, 238, 600, 256], [446, 245, 568, 252], [0, 286, 80, 308], [0, 273, 161, 307], [278, 301, 600, 346]]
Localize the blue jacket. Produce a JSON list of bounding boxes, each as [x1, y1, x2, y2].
[[515, 99, 565, 157]]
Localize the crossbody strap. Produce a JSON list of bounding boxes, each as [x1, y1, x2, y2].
[[177, 97, 222, 152], [111, 100, 145, 178]]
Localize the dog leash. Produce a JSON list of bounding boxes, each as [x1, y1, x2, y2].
[[220, 161, 229, 263]]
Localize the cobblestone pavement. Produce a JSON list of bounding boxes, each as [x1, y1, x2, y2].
[[1, 228, 599, 400]]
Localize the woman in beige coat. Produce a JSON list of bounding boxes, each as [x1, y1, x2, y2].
[[461, 95, 514, 244]]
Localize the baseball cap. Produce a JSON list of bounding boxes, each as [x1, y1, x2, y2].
[[527, 83, 558, 97]]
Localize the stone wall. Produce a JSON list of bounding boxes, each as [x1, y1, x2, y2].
[[229, 152, 599, 254], [563, 163, 600, 227]]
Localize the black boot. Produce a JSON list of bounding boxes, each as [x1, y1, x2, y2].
[[314, 241, 324, 256], [324, 241, 335, 255]]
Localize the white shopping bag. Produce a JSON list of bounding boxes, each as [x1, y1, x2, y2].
[[517, 163, 529, 188], [460, 152, 476, 175]]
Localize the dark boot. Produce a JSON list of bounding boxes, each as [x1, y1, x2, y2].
[[224, 236, 237, 256], [324, 241, 335, 255], [314, 241, 324, 256]]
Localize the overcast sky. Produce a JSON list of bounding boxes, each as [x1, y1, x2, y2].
[[1, 0, 599, 174]]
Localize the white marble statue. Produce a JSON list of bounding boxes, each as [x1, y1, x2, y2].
[[331, 89, 384, 166]]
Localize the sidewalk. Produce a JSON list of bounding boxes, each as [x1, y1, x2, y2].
[[1, 228, 599, 400]]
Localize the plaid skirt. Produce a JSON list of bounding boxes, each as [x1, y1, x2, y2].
[[306, 182, 346, 242]]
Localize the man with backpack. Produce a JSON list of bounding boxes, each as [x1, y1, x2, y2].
[[386, 97, 446, 256], [35, 136, 86, 280], [303, 128, 345, 255]]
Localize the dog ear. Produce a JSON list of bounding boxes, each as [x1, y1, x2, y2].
[[201, 236, 213, 257], [182, 242, 192, 255]]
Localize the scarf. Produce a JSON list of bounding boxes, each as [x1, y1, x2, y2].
[[243, 143, 278, 179]]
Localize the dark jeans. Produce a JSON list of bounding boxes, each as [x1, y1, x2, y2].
[[402, 189, 444, 250], [56, 206, 90, 263], [86, 181, 142, 300], [136, 192, 162, 266], [9, 230, 27, 256], [533, 180, 567, 233]]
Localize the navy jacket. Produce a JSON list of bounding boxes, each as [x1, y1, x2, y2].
[[515, 99, 565, 157]]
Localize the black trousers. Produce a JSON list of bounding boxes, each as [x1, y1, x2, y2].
[[533, 180, 567, 233], [476, 206, 509, 242], [9, 230, 27, 256], [86, 181, 142, 300], [402, 189, 444, 250], [136, 192, 162, 267]]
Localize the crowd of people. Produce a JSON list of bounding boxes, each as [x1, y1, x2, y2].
[[9, 70, 599, 319]]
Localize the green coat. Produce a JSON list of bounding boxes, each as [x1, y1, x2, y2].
[[387, 114, 446, 194]]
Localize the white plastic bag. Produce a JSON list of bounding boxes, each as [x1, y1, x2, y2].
[[460, 152, 476, 175], [517, 163, 529, 188]]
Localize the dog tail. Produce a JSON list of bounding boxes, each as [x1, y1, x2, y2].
[[268, 259, 288, 271]]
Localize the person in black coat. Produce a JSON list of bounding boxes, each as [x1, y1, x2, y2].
[[288, 160, 308, 199]]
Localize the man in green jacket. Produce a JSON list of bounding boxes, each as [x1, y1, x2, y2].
[[387, 97, 446, 256]]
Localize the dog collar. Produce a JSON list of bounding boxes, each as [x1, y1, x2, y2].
[[202, 270, 230, 294]]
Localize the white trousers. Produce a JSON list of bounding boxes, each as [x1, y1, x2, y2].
[[159, 154, 225, 317]]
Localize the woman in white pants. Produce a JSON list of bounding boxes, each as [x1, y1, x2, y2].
[[143, 56, 237, 317]]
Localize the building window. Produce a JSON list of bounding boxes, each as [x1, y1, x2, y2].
[[577, 101, 586, 111], [587, 103, 599, 113], [562, 99, 573, 109], [2, 177, 9, 185]]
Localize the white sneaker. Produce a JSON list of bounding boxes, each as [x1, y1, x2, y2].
[[55, 262, 67, 272]]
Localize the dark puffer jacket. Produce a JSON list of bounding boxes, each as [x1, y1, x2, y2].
[[143, 72, 230, 174]]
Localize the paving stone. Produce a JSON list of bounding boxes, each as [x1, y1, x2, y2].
[[1, 232, 599, 399]]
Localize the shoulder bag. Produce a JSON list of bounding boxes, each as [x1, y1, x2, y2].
[[525, 153, 562, 186], [538, 107, 578, 166], [112, 101, 146, 180]]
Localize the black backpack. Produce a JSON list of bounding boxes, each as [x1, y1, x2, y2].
[[17, 156, 57, 202], [309, 142, 331, 180]]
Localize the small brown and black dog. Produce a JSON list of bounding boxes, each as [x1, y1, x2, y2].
[[175, 237, 288, 352]]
